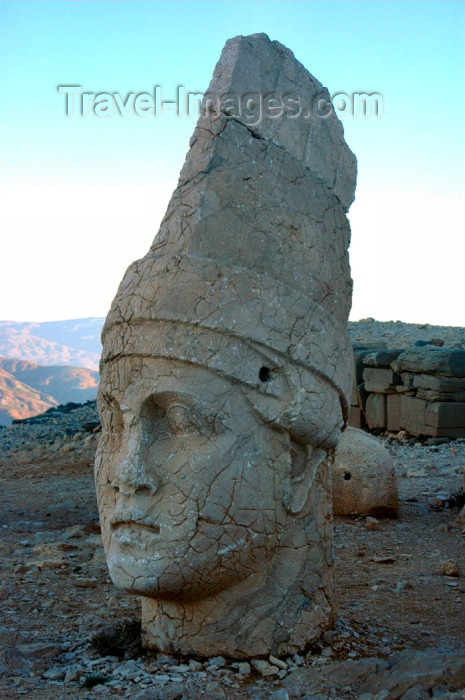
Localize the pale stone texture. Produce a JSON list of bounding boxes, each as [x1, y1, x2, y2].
[[392, 348, 465, 377], [332, 427, 398, 517], [95, 33, 356, 658]]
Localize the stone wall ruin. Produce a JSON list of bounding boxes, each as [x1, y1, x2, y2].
[[350, 346, 465, 439]]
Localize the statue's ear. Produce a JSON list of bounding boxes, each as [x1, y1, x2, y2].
[[283, 444, 327, 516]]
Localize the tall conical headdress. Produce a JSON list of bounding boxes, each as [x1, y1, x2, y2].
[[101, 33, 356, 445]]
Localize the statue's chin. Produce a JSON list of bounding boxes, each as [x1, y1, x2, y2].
[[106, 549, 249, 602]]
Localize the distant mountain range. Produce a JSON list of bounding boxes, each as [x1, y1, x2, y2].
[[0, 318, 104, 425], [0, 318, 104, 370], [0, 358, 99, 425]]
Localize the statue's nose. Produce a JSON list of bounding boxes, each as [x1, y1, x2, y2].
[[111, 451, 159, 497]]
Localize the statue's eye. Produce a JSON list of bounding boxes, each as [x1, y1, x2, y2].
[[165, 404, 198, 435], [140, 394, 223, 440]]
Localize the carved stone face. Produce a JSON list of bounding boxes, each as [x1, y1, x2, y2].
[[95, 356, 293, 600], [94, 31, 355, 657]]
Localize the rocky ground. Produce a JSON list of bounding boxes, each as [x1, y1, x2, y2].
[[0, 321, 464, 699]]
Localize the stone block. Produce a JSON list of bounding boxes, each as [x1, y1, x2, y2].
[[414, 375, 465, 392], [413, 374, 465, 402], [348, 406, 365, 429], [353, 349, 373, 385], [352, 344, 387, 385], [392, 348, 465, 377], [425, 401, 465, 428], [400, 396, 465, 438], [417, 388, 465, 402], [434, 427, 465, 438], [386, 394, 401, 432], [395, 385, 416, 394], [351, 383, 358, 406], [365, 393, 386, 430], [363, 349, 403, 368], [363, 367, 401, 394], [399, 396, 427, 436], [400, 372, 414, 387], [357, 383, 367, 407]]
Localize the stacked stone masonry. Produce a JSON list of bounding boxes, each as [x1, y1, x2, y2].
[[349, 346, 465, 438]]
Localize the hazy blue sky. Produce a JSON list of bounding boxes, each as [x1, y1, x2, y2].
[[1, 1, 464, 324]]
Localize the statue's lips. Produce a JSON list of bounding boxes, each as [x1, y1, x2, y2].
[[111, 520, 161, 535]]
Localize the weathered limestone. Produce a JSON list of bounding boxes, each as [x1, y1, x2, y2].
[[363, 367, 401, 394], [349, 345, 387, 431], [363, 350, 402, 367], [386, 393, 401, 432], [392, 347, 465, 377], [95, 33, 356, 658], [332, 427, 398, 517], [400, 396, 465, 438], [413, 374, 465, 402], [365, 393, 387, 430], [349, 345, 465, 438], [349, 405, 365, 430]]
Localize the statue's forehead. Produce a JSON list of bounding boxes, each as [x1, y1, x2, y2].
[[100, 356, 262, 431], [102, 355, 234, 399]]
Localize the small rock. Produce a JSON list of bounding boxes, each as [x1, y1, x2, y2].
[[270, 690, 291, 700], [29, 558, 69, 571], [441, 559, 460, 577], [74, 577, 98, 587], [63, 525, 85, 539], [157, 654, 177, 666], [427, 437, 449, 446], [43, 666, 66, 680], [365, 516, 380, 531], [235, 661, 251, 675], [203, 682, 225, 699], [64, 667, 82, 683], [395, 580, 413, 595], [151, 674, 171, 683], [167, 674, 183, 683], [131, 688, 160, 700], [431, 496, 447, 511], [372, 555, 396, 564], [208, 655, 226, 668], [269, 654, 288, 669], [251, 659, 280, 676], [168, 664, 190, 673]]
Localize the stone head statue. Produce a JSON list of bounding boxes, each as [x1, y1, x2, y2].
[[95, 33, 356, 658]]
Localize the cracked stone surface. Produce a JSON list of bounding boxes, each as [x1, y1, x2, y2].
[[332, 427, 399, 517], [95, 33, 356, 658]]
